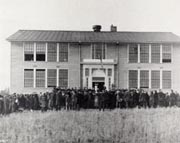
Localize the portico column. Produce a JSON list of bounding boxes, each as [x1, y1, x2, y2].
[[105, 68, 108, 90], [138, 69, 140, 89], [111, 66, 114, 89], [89, 68, 92, 89]]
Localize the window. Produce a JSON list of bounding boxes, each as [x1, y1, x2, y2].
[[140, 70, 149, 88], [129, 44, 138, 63], [108, 69, 112, 76], [129, 70, 138, 88], [36, 43, 46, 61], [47, 69, 57, 87], [24, 69, 34, 87], [47, 43, 57, 62], [162, 71, 171, 89], [59, 69, 68, 88], [162, 44, 171, 63], [24, 42, 34, 61], [140, 44, 149, 63], [151, 71, 160, 89], [151, 44, 160, 63], [85, 68, 89, 76], [59, 43, 68, 62], [92, 43, 105, 59], [36, 69, 45, 87]]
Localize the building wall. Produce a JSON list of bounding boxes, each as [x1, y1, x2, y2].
[[10, 41, 180, 94], [116, 44, 180, 92], [10, 42, 80, 94], [172, 43, 180, 92], [11, 42, 24, 94]]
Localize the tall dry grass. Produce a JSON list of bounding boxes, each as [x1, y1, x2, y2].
[[0, 108, 179, 143]]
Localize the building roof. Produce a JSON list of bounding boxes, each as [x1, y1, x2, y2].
[[7, 30, 180, 43]]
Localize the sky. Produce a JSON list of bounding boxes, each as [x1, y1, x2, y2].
[[0, 0, 180, 90]]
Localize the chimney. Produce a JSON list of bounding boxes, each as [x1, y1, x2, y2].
[[110, 24, 117, 32], [93, 25, 102, 32]]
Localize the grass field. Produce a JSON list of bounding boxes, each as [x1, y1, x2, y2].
[[0, 108, 180, 143]]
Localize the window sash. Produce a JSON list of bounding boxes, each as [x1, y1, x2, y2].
[[36, 43, 46, 61], [92, 43, 105, 59], [24, 69, 33, 87], [129, 44, 138, 63], [36, 43, 46, 53], [162, 44, 171, 63], [47, 43, 57, 62], [151, 71, 160, 89], [24, 42, 34, 61], [140, 70, 149, 88], [59, 69, 68, 88], [129, 70, 138, 88], [151, 44, 160, 63], [24, 42, 34, 52], [162, 71, 171, 89], [59, 43, 68, 62], [47, 69, 57, 87], [140, 44, 149, 63], [25, 54, 34, 61], [36, 69, 45, 87]]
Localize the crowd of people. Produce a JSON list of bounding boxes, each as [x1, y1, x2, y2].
[[0, 88, 180, 114]]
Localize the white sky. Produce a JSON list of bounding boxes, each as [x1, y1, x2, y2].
[[0, 0, 180, 90]]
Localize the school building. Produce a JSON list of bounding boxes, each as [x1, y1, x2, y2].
[[7, 25, 180, 94]]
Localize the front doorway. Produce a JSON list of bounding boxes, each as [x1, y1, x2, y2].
[[92, 82, 105, 91]]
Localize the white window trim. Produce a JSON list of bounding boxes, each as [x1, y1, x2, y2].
[[91, 43, 93, 59], [171, 44, 173, 63], [127, 44, 129, 63], [137, 69, 140, 89], [34, 43, 36, 62], [160, 44, 162, 64], [33, 68, 36, 88], [105, 43, 107, 59], [23, 42, 25, 62], [57, 43, 59, 62], [45, 43, 48, 62], [138, 44, 140, 63], [45, 68, 47, 88], [149, 44, 151, 63], [67, 43, 69, 62], [160, 69, 162, 89], [57, 68, 59, 87], [171, 70, 173, 89], [149, 70, 151, 89]]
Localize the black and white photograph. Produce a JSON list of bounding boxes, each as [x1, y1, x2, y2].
[[0, 0, 180, 142]]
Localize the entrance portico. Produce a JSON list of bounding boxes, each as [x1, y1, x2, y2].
[[82, 59, 116, 90]]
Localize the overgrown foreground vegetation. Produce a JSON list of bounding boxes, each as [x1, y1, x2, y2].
[[0, 108, 180, 143]]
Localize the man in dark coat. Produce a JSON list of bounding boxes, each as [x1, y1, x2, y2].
[[153, 90, 159, 108]]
